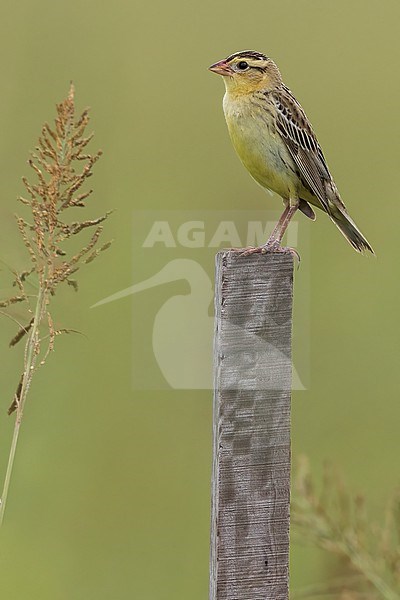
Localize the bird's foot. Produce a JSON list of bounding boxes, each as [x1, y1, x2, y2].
[[239, 240, 300, 263]]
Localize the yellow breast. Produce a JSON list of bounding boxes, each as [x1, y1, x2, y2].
[[222, 91, 297, 200]]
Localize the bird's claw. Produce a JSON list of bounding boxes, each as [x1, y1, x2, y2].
[[238, 241, 300, 264]]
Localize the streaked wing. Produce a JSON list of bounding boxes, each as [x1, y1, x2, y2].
[[273, 84, 332, 213]]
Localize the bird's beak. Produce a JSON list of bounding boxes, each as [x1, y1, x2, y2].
[[208, 60, 232, 76]]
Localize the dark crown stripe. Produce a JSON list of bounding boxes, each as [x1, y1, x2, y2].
[[226, 50, 269, 62]]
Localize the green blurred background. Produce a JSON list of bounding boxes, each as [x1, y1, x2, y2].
[[0, 0, 399, 597]]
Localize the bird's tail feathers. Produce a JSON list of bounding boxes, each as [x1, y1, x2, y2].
[[329, 205, 374, 255]]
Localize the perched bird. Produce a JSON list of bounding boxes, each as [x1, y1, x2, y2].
[[209, 51, 374, 255]]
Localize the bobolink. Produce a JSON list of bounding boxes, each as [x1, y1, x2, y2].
[[209, 50, 374, 255]]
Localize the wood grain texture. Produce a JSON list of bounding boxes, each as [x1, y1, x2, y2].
[[210, 251, 294, 600]]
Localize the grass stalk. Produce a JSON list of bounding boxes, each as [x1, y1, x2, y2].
[[292, 457, 400, 599], [0, 284, 45, 525], [0, 85, 111, 526]]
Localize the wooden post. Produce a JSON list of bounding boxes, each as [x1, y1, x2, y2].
[[210, 251, 294, 600]]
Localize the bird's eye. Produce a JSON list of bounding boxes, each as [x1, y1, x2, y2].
[[237, 61, 249, 70]]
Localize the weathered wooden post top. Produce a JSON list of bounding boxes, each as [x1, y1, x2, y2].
[[210, 250, 294, 600]]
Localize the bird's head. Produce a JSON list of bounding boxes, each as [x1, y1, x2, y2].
[[209, 50, 282, 95]]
